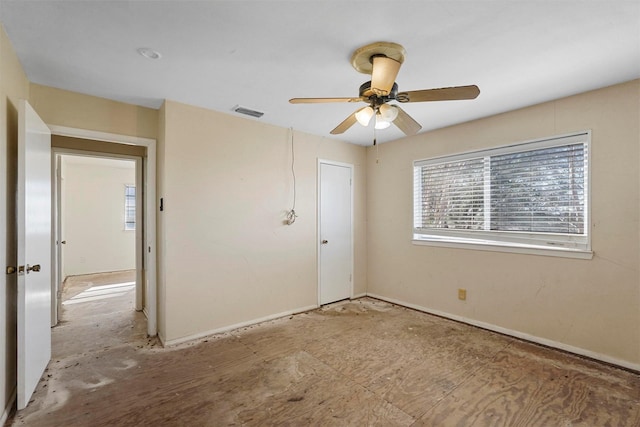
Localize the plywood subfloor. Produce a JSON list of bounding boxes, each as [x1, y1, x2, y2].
[[6, 274, 640, 426]]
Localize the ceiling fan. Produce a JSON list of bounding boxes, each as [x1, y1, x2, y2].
[[289, 42, 480, 137]]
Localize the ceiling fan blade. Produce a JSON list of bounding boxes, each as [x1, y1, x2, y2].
[[330, 107, 369, 134], [289, 97, 362, 104], [393, 106, 422, 136], [371, 56, 401, 96], [397, 85, 480, 103]]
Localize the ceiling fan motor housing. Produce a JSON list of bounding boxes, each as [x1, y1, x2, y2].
[[359, 81, 398, 103]]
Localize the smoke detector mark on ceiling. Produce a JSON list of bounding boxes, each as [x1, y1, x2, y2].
[[137, 47, 162, 60], [232, 105, 264, 118]]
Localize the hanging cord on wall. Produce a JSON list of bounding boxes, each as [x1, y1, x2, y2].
[[285, 127, 298, 225]]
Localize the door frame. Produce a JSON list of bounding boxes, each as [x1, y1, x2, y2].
[[53, 150, 143, 316], [48, 125, 157, 337], [317, 159, 354, 306]]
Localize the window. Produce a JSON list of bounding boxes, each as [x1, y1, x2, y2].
[[413, 132, 591, 257], [124, 185, 136, 231]]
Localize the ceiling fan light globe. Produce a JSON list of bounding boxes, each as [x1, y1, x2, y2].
[[355, 106, 374, 126], [379, 104, 399, 122], [375, 116, 391, 129]]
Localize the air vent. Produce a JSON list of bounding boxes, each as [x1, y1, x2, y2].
[[232, 105, 264, 118]]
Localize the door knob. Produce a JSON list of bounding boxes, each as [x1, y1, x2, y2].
[[61, 240, 66, 244], [26, 264, 41, 273], [321, 240, 328, 244]]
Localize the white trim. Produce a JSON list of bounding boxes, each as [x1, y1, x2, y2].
[[48, 125, 155, 146], [351, 293, 367, 299], [317, 159, 355, 305], [133, 162, 143, 311], [49, 125, 157, 337], [412, 238, 594, 259], [367, 293, 640, 372], [1, 387, 16, 425], [157, 330, 166, 347], [51, 154, 61, 326], [163, 304, 318, 347]]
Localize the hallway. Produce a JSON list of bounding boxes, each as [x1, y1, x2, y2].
[[55, 270, 148, 356]]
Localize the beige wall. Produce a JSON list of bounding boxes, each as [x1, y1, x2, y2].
[[160, 100, 367, 343], [367, 80, 640, 367], [29, 83, 158, 140], [61, 157, 136, 277], [0, 25, 29, 422]]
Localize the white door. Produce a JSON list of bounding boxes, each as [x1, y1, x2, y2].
[[17, 100, 52, 410], [319, 161, 353, 305]]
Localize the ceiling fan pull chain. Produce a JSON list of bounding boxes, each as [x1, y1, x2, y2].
[[373, 125, 377, 146]]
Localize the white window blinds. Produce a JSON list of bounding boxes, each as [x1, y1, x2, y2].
[[413, 132, 590, 253]]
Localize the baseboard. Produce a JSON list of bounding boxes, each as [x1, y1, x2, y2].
[[157, 330, 166, 347], [1, 387, 16, 425], [164, 304, 319, 347], [367, 293, 640, 373], [351, 293, 367, 299]]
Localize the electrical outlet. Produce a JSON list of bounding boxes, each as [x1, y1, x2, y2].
[[458, 288, 467, 301]]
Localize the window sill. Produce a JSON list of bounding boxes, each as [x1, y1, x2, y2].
[[412, 238, 593, 260]]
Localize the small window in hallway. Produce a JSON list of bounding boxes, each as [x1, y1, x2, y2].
[[125, 185, 136, 230]]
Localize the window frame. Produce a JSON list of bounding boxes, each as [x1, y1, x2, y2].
[[412, 131, 592, 259], [124, 184, 136, 231]]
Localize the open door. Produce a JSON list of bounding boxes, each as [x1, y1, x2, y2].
[[16, 100, 52, 409]]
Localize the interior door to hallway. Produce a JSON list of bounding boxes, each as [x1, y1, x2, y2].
[[318, 161, 353, 305], [17, 99, 52, 410]]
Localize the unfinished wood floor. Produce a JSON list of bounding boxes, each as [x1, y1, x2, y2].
[[7, 273, 640, 426]]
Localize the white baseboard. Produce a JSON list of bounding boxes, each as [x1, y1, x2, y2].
[[1, 387, 16, 425], [157, 330, 166, 347], [367, 293, 640, 373], [351, 293, 367, 299], [164, 304, 319, 347]]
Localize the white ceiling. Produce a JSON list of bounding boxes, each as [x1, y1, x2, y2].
[[1, 1, 638, 146]]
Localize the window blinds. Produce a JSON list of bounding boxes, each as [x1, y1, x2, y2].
[[413, 132, 589, 252]]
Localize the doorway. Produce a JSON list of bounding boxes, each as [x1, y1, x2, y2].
[[49, 126, 157, 337], [55, 154, 140, 329], [318, 160, 353, 305]]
